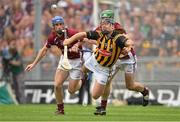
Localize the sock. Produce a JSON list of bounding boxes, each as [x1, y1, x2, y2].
[[57, 103, 64, 113], [101, 100, 107, 110], [141, 87, 148, 96]]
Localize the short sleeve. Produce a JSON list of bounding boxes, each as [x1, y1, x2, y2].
[[115, 35, 128, 49], [86, 31, 100, 40], [45, 32, 55, 48]]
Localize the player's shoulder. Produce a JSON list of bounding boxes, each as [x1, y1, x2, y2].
[[47, 31, 56, 41], [114, 22, 121, 27], [112, 30, 122, 37], [111, 31, 126, 43], [114, 22, 126, 34]]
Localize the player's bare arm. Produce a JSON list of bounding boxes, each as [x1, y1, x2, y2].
[[69, 38, 95, 53], [25, 45, 48, 72], [125, 38, 134, 47], [63, 32, 87, 46], [121, 36, 134, 55]]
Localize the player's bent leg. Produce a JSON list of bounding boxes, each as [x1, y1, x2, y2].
[[68, 79, 82, 94], [68, 65, 82, 94], [94, 67, 118, 116], [92, 81, 107, 116], [94, 80, 112, 115], [54, 69, 69, 115], [92, 81, 106, 99], [125, 73, 144, 91], [141, 87, 149, 106], [75, 80, 82, 92], [102, 80, 112, 100], [124, 72, 149, 106]]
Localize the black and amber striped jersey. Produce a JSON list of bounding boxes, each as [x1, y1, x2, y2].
[[86, 30, 128, 67]]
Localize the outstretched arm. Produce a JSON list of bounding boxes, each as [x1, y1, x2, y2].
[[25, 45, 48, 71], [121, 39, 134, 55], [63, 32, 87, 46], [125, 38, 134, 48], [69, 38, 96, 53]]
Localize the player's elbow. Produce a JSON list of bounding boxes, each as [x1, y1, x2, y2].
[[41, 48, 49, 56]]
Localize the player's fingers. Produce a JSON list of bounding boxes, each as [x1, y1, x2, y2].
[[25, 66, 29, 71], [25, 66, 31, 72], [25, 67, 29, 71], [27, 67, 32, 72]]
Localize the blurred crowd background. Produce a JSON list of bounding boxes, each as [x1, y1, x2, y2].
[[0, 0, 180, 79], [0, 0, 179, 58]]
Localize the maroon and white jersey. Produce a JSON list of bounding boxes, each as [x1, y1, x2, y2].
[[45, 28, 81, 59]]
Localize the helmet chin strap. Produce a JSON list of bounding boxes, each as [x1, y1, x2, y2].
[[56, 29, 63, 35], [101, 28, 114, 39]]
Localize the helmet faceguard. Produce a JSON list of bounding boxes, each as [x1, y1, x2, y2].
[[100, 10, 115, 31], [101, 18, 114, 24], [100, 18, 114, 35], [51, 16, 64, 35]]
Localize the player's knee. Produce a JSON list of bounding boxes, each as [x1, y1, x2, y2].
[[92, 94, 100, 100], [54, 84, 63, 91]]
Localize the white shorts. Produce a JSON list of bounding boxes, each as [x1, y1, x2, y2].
[[113, 52, 137, 74], [84, 54, 110, 85], [83, 52, 92, 62], [82, 47, 92, 61], [57, 55, 82, 80], [117, 63, 136, 74], [120, 51, 137, 64]]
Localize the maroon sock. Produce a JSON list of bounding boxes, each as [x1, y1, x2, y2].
[[101, 100, 107, 110], [141, 87, 148, 96], [57, 103, 64, 112]]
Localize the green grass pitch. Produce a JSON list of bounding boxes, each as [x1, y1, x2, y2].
[[0, 104, 180, 122]]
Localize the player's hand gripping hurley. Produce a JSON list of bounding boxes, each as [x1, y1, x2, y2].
[[61, 28, 72, 71]]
